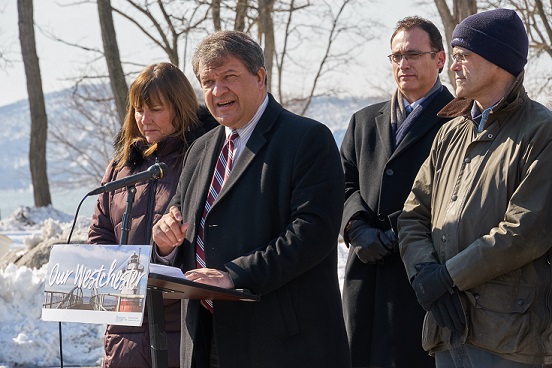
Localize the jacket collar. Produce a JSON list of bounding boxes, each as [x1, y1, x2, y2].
[[438, 71, 527, 120], [195, 94, 283, 207], [376, 87, 453, 159], [221, 93, 282, 189], [128, 135, 184, 169]]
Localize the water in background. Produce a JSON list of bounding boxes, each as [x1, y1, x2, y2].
[[0, 187, 97, 220]]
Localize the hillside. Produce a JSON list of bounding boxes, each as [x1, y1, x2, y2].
[[0, 88, 381, 191]]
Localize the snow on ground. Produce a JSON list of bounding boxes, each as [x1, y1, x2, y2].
[[0, 206, 348, 367], [0, 207, 105, 368]]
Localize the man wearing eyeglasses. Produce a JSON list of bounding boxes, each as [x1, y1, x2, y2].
[[400, 8, 552, 367], [340, 16, 453, 368]]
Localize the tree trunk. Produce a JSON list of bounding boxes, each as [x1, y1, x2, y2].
[[434, 0, 477, 89], [18, 0, 52, 207], [212, 0, 221, 31], [98, 0, 128, 125], [259, 0, 275, 92], [276, 0, 296, 103], [534, 0, 552, 58], [235, 0, 248, 32]]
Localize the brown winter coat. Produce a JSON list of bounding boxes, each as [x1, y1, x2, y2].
[[399, 73, 552, 364]]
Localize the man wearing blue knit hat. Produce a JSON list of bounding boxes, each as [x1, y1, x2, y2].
[[399, 8, 552, 368]]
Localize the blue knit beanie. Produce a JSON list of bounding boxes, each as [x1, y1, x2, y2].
[[451, 8, 528, 76]]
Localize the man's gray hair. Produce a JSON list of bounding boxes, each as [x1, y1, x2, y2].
[[192, 31, 266, 82]]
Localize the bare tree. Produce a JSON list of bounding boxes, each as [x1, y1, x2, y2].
[[480, 0, 551, 59], [298, 0, 351, 114], [0, 37, 12, 70], [0, 5, 13, 71], [258, 0, 275, 90], [49, 82, 119, 188], [532, 0, 552, 59], [235, 0, 249, 31], [79, 0, 373, 116], [212, 0, 222, 31], [110, 0, 211, 69], [17, 0, 52, 207], [269, 0, 374, 114], [98, 0, 129, 125], [433, 0, 477, 88]]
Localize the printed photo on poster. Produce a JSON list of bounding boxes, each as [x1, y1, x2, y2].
[[41, 244, 152, 326]]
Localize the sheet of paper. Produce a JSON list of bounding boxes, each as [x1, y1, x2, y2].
[[149, 263, 188, 280]]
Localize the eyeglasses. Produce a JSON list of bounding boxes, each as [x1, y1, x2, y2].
[[387, 51, 436, 64], [451, 51, 473, 63]]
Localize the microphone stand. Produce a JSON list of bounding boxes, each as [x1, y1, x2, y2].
[[60, 165, 169, 368], [119, 184, 168, 368], [58, 193, 90, 368], [119, 185, 136, 246]]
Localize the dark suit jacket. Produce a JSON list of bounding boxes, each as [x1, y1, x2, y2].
[[340, 87, 454, 368], [169, 94, 351, 368]]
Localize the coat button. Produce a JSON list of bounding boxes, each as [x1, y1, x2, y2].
[[451, 194, 458, 201], [378, 214, 386, 221], [464, 157, 471, 163], [488, 133, 493, 139], [385, 168, 394, 176], [474, 293, 480, 300], [441, 235, 446, 242], [517, 299, 524, 306]]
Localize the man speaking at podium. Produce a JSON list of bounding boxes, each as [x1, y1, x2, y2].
[[152, 31, 351, 368]]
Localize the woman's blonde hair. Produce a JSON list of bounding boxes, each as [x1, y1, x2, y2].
[[114, 62, 199, 169]]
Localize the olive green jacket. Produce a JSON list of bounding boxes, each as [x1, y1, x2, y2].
[[399, 72, 552, 364]]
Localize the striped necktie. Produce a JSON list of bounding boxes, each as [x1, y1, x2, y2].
[[196, 130, 239, 312]]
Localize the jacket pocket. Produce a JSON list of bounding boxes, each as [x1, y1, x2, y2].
[[466, 280, 535, 354], [421, 311, 440, 352], [277, 287, 300, 337], [421, 310, 454, 353]]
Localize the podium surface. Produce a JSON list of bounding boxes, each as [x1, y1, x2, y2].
[[146, 266, 260, 368], [147, 272, 260, 301]]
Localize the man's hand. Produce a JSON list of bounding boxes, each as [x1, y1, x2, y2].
[[412, 263, 454, 311], [152, 206, 189, 256], [430, 289, 466, 331], [185, 268, 234, 289], [347, 220, 398, 263]]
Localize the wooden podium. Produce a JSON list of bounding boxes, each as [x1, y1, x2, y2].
[[146, 272, 260, 368]]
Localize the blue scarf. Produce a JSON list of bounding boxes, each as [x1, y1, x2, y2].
[[393, 82, 443, 148]]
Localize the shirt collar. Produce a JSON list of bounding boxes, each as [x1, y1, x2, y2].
[[402, 77, 443, 112], [225, 95, 269, 139], [471, 100, 500, 133]]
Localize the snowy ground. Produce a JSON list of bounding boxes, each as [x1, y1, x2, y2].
[[0, 207, 105, 368], [0, 206, 348, 367]]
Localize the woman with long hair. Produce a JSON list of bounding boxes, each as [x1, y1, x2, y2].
[[88, 62, 217, 367]]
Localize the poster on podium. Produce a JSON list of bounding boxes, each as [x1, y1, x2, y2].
[[41, 244, 152, 326]]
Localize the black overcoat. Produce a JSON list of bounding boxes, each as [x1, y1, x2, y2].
[[169, 94, 351, 368], [340, 87, 453, 368]]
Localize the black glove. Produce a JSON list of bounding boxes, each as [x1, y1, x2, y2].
[[347, 220, 398, 264], [412, 263, 454, 311], [431, 288, 466, 332]]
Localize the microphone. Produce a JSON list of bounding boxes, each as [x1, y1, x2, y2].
[[87, 162, 168, 196]]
